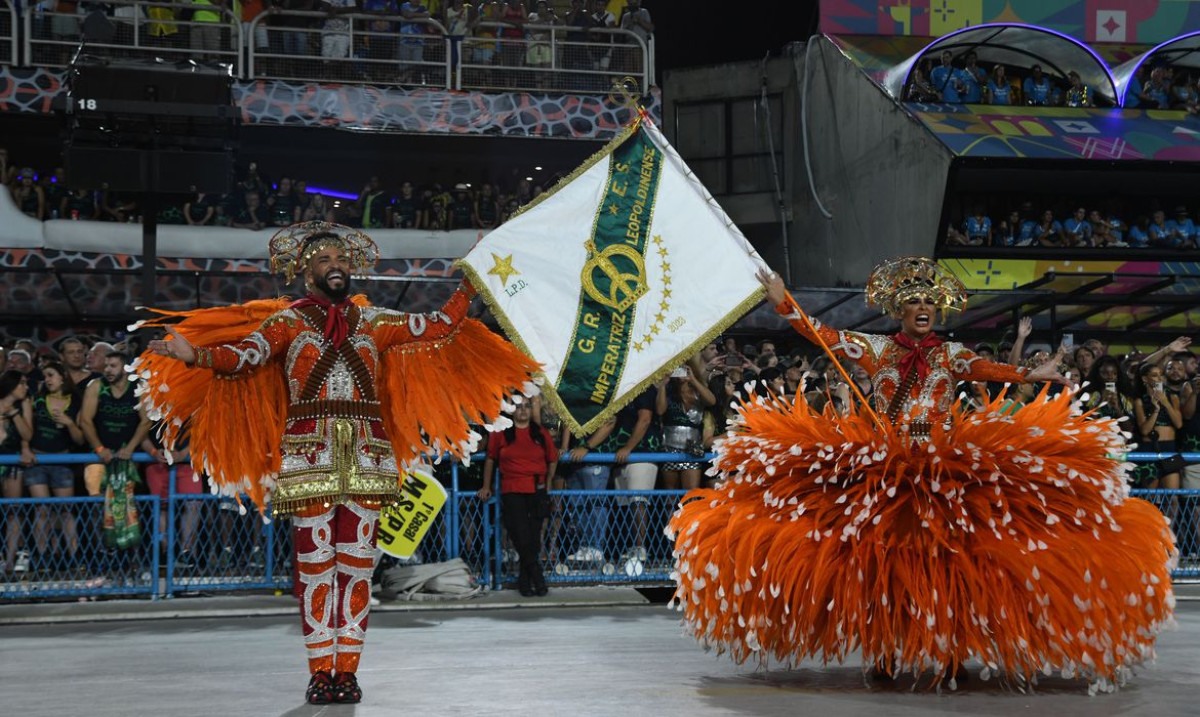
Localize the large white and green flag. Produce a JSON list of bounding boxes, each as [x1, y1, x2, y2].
[[458, 114, 766, 436]]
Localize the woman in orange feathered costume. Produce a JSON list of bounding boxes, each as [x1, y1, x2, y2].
[[667, 258, 1175, 691]]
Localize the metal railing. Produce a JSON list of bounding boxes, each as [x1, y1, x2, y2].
[[24, 1, 241, 73], [245, 12, 451, 87], [3, 449, 1195, 602], [10, 4, 654, 94], [1, 0, 15, 67]]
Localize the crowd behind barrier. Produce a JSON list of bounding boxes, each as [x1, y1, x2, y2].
[[906, 48, 1200, 112], [1, 449, 1197, 603], [5, 0, 654, 95], [2, 155, 568, 230], [946, 199, 1200, 250]]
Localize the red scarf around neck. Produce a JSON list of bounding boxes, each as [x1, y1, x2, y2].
[[892, 332, 943, 382], [291, 294, 352, 347]]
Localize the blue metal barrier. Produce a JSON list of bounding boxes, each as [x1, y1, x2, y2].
[[2, 450, 1199, 601]]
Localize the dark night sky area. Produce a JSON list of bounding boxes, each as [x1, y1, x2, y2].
[[649, 2, 820, 73]]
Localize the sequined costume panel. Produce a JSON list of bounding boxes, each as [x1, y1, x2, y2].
[[774, 296, 1027, 424], [191, 289, 473, 515]]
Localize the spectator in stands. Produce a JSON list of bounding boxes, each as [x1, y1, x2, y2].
[[1166, 73, 1195, 110], [1127, 214, 1151, 248], [564, 421, 614, 565], [995, 209, 1022, 247], [62, 187, 98, 221], [399, 1, 432, 83], [444, 0, 472, 82], [1148, 209, 1174, 248], [471, 181, 500, 229], [705, 370, 737, 434], [1134, 362, 1184, 502], [1137, 67, 1171, 109], [1084, 355, 1133, 420], [267, 177, 304, 227], [56, 337, 96, 391], [1073, 345, 1096, 380], [146, 2, 181, 50], [79, 351, 152, 582], [448, 183, 475, 229], [960, 51, 985, 104], [657, 357, 714, 492], [391, 180, 421, 228], [492, 193, 514, 224], [1091, 216, 1118, 246], [1063, 206, 1093, 247], [477, 399, 557, 597], [277, 0, 319, 58], [320, 0, 358, 74], [906, 59, 940, 103], [232, 190, 269, 229], [100, 186, 138, 223], [302, 193, 335, 222], [930, 50, 964, 103], [1126, 65, 1148, 109], [43, 168, 69, 220], [86, 341, 114, 375], [190, 0, 230, 59], [360, 0, 399, 82], [562, 0, 590, 77], [496, 0, 527, 74], [355, 176, 388, 229], [587, 0, 615, 81], [142, 422, 202, 569], [19, 361, 84, 576], [984, 64, 1013, 105], [604, 385, 659, 564], [1064, 71, 1093, 107], [526, 1, 556, 84], [184, 191, 216, 226], [1174, 354, 1200, 558], [961, 206, 992, 246], [1, 370, 33, 577], [1170, 206, 1198, 249], [616, 0, 652, 74], [1023, 64, 1052, 106], [1034, 209, 1064, 247], [11, 168, 46, 220]]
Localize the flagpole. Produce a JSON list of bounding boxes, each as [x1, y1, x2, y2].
[[782, 294, 888, 433]]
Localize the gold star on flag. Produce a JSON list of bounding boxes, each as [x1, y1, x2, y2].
[[608, 203, 619, 215], [487, 253, 519, 286]]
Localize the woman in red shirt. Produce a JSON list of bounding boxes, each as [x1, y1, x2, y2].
[[478, 399, 557, 596]]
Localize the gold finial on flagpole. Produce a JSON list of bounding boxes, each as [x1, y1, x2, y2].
[[608, 76, 643, 113]]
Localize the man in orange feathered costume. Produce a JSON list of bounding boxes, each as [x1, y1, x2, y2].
[[668, 258, 1175, 692], [141, 222, 537, 704]]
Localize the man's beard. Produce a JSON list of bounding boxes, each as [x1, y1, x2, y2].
[[314, 271, 352, 302]]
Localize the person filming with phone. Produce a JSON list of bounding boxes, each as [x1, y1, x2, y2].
[[657, 356, 715, 491]]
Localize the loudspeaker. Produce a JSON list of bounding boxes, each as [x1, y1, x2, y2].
[[65, 59, 237, 194], [70, 60, 233, 117]]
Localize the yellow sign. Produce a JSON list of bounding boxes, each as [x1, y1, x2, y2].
[[581, 240, 648, 312], [377, 472, 447, 559]]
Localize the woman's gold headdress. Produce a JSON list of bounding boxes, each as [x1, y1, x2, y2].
[[864, 256, 967, 320]]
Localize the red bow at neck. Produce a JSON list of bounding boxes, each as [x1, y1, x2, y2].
[[291, 294, 352, 347], [892, 332, 943, 382]]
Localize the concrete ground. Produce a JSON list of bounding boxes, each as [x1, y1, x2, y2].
[[2, 585, 1198, 717]]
